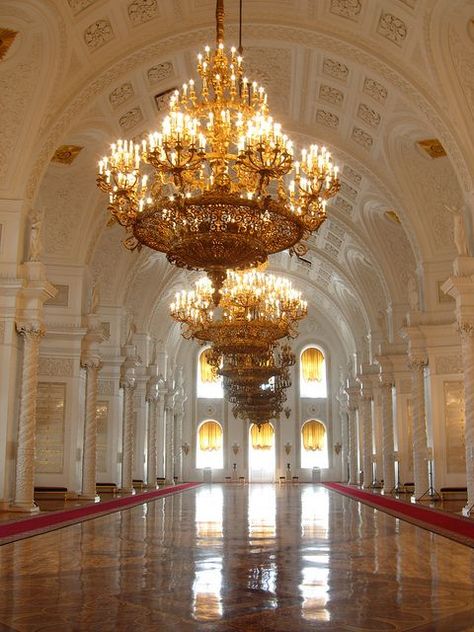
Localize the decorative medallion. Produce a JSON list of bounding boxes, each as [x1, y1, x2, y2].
[[128, 0, 159, 26], [0, 28, 18, 61], [119, 107, 143, 130], [147, 61, 174, 84], [84, 19, 114, 51], [109, 82, 134, 108], [416, 138, 447, 159], [329, 0, 362, 21], [342, 166, 362, 185], [51, 145, 83, 165], [316, 109, 339, 128], [357, 103, 381, 128], [319, 84, 344, 106], [154, 87, 177, 111], [363, 77, 388, 104], [377, 12, 408, 45], [322, 57, 349, 82], [351, 127, 373, 149]]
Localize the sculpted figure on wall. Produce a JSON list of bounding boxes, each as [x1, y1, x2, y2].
[[28, 209, 43, 262], [444, 205, 469, 256]]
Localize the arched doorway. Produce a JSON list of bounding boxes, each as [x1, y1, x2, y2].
[[248, 422, 275, 482]]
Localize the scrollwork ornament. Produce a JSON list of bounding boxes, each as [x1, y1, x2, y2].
[[16, 322, 45, 340], [408, 356, 428, 371], [81, 356, 102, 371]]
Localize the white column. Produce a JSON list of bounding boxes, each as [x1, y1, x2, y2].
[[409, 357, 429, 499], [459, 322, 474, 515], [359, 395, 373, 489], [173, 367, 187, 483], [146, 396, 158, 488], [80, 312, 102, 501], [380, 379, 395, 493], [11, 324, 44, 512], [121, 377, 136, 493], [80, 359, 101, 500], [164, 388, 176, 485], [346, 381, 359, 485]]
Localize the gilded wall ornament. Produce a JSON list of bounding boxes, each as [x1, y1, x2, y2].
[[51, 145, 83, 165]]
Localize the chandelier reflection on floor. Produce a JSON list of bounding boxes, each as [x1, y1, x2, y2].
[[96, 0, 340, 297]]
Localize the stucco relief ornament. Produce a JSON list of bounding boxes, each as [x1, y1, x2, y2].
[[444, 205, 469, 256], [458, 321, 474, 338], [407, 274, 419, 311]]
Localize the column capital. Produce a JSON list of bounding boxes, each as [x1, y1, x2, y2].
[[458, 320, 474, 338], [120, 375, 136, 390], [16, 321, 45, 338], [408, 354, 428, 371], [81, 356, 101, 370]]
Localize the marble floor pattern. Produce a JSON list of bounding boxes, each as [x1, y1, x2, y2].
[[0, 484, 473, 631]]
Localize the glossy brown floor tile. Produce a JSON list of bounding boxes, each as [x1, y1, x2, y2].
[[0, 484, 473, 631]]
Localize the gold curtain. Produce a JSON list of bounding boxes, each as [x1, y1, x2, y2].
[[199, 421, 223, 451], [301, 347, 324, 382], [302, 420, 326, 451], [200, 349, 218, 383], [251, 422, 274, 450]]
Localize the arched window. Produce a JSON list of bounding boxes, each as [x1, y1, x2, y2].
[[250, 422, 274, 450], [196, 420, 224, 469], [301, 419, 328, 468], [197, 347, 223, 398], [300, 346, 327, 398]]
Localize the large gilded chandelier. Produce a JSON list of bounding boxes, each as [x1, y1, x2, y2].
[[96, 0, 340, 294], [170, 269, 307, 354]]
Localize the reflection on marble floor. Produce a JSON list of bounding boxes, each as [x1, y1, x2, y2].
[[0, 484, 473, 631]]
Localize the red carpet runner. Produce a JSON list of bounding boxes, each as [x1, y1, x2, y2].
[[324, 482, 474, 548], [0, 482, 201, 545]]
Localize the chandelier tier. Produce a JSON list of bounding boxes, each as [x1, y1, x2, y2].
[[170, 269, 307, 353], [97, 0, 340, 297], [220, 343, 295, 392]]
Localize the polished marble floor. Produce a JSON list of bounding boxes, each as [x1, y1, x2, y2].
[[0, 484, 473, 631]]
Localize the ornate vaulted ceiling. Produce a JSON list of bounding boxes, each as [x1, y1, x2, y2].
[[1, 0, 472, 359]]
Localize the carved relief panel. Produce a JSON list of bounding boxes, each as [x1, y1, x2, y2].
[[35, 382, 66, 474], [444, 381, 466, 474]]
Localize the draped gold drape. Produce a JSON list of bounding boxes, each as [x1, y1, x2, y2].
[[302, 420, 326, 451], [199, 421, 223, 451], [250, 422, 274, 450], [200, 348, 218, 383], [301, 347, 324, 382]]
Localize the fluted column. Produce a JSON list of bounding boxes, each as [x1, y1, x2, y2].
[[81, 359, 101, 500], [173, 367, 187, 483], [146, 396, 158, 488], [359, 395, 373, 489], [347, 405, 358, 485], [164, 387, 176, 485], [409, 357, 429, 499], [459, 322, 474, 514], [380, 379, 395, 493], [11, 324, 44, 512], [121, 377, 136, 493]]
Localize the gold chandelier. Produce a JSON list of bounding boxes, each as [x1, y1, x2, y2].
[[96, 0, 340, 294], [170, 269, 307, 353]]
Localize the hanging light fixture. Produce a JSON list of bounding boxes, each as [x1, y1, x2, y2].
[[96, 0, 340, 297], [170, 269, 307, 352]]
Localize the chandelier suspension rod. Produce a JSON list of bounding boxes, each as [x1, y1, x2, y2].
[[216, 0, 225, 45], [238, 0, 243, 54]]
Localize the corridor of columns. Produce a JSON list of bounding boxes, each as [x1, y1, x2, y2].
[[0, 484, 473, 631]]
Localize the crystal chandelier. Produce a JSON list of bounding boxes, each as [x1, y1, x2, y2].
[[170, 269, 307, 353], [96, 0, 340, 295]]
